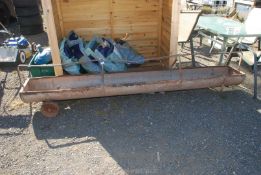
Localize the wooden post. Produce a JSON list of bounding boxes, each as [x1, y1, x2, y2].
[[169, 0, 181, 68], [55, 0, 64, 37], [158, 0, 163, 56], [109, 0, 115, 38], [41, 0, 63, 76]]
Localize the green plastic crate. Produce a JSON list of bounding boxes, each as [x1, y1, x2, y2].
[[29, 54, 55, 77]]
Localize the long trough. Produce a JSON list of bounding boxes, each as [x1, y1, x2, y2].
[[20, 66, 245, 103]]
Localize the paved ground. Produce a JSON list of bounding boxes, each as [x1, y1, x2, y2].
[[0, 28, 260, 174]]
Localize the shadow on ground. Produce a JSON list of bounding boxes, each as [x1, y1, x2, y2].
[[0, 115, 31, 136], [0, 65, 23, 112], [32, 89, 261, 174], [0, 65, 32, 136]]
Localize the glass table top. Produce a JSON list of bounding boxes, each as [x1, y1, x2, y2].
[[197, 16, 261, 37]]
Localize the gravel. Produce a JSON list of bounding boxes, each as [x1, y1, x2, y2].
[[0, 26, 260, 174]]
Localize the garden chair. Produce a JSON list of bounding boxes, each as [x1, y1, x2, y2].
[[235, 43, 261, 99], [238, 50, 261, 68], [225, 8, 261, 100], [227, 7, 237, 19], [178, 10, 202, 67], [235, 8, 261, 67]]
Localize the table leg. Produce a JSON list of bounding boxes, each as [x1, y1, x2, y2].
[[219, 37, 228, 65]]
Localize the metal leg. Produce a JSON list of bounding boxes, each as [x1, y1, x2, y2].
[[238, 53, 243, 70], [210, 35, 214, 47], [199, 35, 203, 46], [209, 35, 214, 54], [225, 44, 237, 65], [258, 38, 261, 51], [253, 52, 258, 99], [209, 42, 216, 54], [190, 38, 196, 67], [181, 43, 185, 49], [219, 37, 228, 65]]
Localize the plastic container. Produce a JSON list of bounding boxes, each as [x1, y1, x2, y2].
[[29, 54, 55, 77]]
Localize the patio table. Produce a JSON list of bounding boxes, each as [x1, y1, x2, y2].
[[197, 16, 261, 99]]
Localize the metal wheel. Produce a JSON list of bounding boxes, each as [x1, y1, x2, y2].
[[18, 51, 26, 64], [41, 102, 60, 118], [31, 42, 37, 53]]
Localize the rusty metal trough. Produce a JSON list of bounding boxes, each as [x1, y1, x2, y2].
[[20, 66, 245, 103]]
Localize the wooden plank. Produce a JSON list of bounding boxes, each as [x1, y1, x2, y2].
[[169, 0, 181, 68], [49, 0, 62, 40], [160, 0, 172, 56], [41, 0, 63, 76]]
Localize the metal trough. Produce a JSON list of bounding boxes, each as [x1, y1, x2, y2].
[[20, 66, 245, 103]]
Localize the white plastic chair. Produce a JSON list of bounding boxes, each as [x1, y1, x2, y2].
[[237, 8, 261, 67], [241, 8, 261, 44], [239, 50, 261, 67]]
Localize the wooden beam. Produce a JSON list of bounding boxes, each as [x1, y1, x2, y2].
[[55, 0, 64, 37], [41, 0, 63, 76], [169, 0, 181, 68]]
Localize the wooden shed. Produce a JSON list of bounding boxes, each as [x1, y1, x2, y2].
[[19, 0, 246, 116], [41, 0, 181, 76]]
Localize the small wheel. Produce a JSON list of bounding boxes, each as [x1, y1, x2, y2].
[[31, 42, 37, 53], [18, 51, 26, 64], [41, 102, 60, 118]]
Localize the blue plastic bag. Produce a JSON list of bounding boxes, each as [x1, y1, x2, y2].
[[60, 39, 81, 75], [34, 47, 52, 65], [79, 55, 101, 74], [65, 32, 102, 73], [85, 37, 127, 72], [115, 41, 145, 65]]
